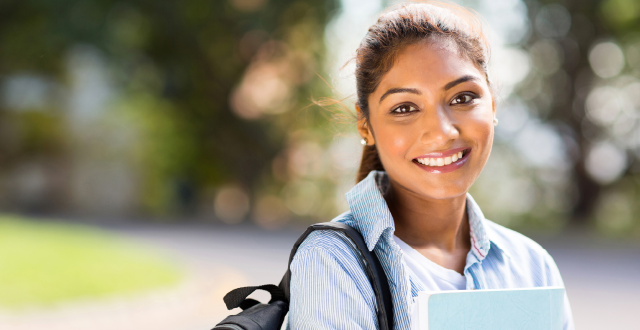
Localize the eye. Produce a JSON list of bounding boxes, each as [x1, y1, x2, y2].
[[391, 104, 418, 114], [451, 93, 476, 105]]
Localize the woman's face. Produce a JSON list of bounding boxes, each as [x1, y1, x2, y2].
[[359, 40, 494, 200]]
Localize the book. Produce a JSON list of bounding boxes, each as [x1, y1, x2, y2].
[[412, 287, 565, 330]]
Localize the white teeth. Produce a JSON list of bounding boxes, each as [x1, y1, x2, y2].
[[417, 150, 466, 167]]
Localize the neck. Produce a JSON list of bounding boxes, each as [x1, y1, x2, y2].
[[385, 179, 470, 252]]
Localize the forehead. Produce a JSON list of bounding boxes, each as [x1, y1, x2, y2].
[[375, 39, 483, 93]]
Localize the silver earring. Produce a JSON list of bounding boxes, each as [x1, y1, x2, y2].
[[493, 117, 499, 127], [360, 138, 368, 145]]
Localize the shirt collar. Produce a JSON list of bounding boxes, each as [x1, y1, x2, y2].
[[345, 170, 509, 260], [345, 171, 395, 251], [465, 193, 492, 261]]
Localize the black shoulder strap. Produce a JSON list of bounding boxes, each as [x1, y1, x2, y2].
[[280, 222, 393, 330]]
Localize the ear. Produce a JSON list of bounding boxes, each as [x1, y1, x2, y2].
[[356, 104, 375, 145]]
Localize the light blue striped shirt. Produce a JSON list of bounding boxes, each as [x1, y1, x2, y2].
[[288, 170, 574, 330]]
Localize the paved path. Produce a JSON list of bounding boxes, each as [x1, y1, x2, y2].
[[7, 223, 637, 329], [114, 224, 303, 330], [532, 232, 640, 330], [116, 223, 640, 330]]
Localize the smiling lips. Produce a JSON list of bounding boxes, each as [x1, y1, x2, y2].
[[416, 150, 464, 166], [413, 148, 471, 173]]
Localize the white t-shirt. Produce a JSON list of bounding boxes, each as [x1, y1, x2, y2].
[[393, 235, 467, 291]]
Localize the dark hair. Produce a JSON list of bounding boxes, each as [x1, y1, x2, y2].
[[355, 1, 492, 182]]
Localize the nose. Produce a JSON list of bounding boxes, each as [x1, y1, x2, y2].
[[419, 105, 459, 146]]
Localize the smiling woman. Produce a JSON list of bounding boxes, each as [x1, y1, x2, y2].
[[286, 2, 574, 330]]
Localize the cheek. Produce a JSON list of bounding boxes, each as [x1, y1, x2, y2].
[[391, 133, 410, 153], [376, 124, 415, 160], [472, 116, 493, 139], [463, 109, 494, 154]]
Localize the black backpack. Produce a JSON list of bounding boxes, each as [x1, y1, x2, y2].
[[212, 222, 394, 330]]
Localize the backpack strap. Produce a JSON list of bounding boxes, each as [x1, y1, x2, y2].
[[280, 222, 393, 330], [223, 284, 287, 310]]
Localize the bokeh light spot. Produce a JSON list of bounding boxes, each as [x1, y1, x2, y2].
[[529, 39, 564, 76], [253, 195, 290, 229], [585, 86, 625, 126], [534, 4, 571, 38], [214, 185, 250, 224], [585, 142, 627, 184], [283, 180, 320, 216], [491, 47, 530, 96], [589, 41, 625, 78], [514, 121, 567, 169]]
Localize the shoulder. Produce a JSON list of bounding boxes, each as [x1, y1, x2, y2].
[[295, 211, 359, 259], [483, 219, 554, 263], [287, 211, 378, 328], [291, 211, 372, 283], [483, 219, 565, 286], [289, 211, 376, 300]]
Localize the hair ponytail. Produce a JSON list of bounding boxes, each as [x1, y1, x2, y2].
[[357, 145, 385, 183]]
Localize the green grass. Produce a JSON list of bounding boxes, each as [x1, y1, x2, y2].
[[0, 215, 183, 310]]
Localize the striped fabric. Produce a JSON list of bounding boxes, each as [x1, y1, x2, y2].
[[287, 170, 574, 330]]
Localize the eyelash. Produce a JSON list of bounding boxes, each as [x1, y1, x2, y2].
[[390, 93, 479, 114], [391, 104, 418, 114], [450, 92, 478, 105]]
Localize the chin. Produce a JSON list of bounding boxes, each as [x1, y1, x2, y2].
[[418, 184, 470, 200], [390, 169, 473, 201]]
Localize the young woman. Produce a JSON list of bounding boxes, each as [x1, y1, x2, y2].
[[288, 2, 574, 329]]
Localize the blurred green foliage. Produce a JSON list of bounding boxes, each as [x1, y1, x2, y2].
[[0, 0, 338, 217], [600, 0, 640, 30], [511, 0, 640, 230], [1, 0, 639, 233]]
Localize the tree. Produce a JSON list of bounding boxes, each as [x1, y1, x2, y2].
[[520, 0, 640, 224], [0, 0, 338, 216]]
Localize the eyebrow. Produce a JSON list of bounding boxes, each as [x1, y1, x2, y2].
[[444, 75, 479, 91], [378, 75, 480, 103], [379, 87, 421, 103]]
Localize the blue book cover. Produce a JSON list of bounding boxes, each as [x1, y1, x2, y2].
[[413, 287, 565, 330]]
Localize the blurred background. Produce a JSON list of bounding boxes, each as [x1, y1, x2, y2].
[[1, 0, 639, 329]]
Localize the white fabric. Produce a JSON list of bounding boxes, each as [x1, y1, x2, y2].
[[393, 235, 467, 291]]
